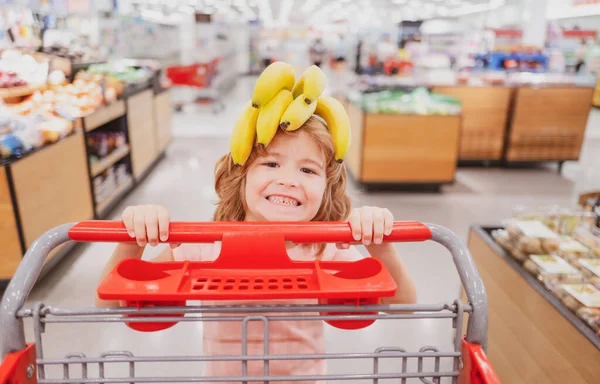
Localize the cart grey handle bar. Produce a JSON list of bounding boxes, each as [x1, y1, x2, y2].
[[0, 220, 488, 360]]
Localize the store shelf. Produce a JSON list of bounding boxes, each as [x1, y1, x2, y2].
[[470, 226, 600, 349], [82, 100, 126, 132], [346, 101, 460, 186], [90, 145, 130, 177], [96, 178, 134, 217]]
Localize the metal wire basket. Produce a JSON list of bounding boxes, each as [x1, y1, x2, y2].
[[1, 221, 499, 384]]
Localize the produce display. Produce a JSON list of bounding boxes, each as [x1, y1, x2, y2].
[[6, 78, 117, 118], [85, 62, 152, 85], [232, 63, 350, 165], [348, 87, 462, 115], [42, 44, 104, 64], [0, 49, 48, 87], [0, 106, 71, 160], [0, 71, 121, 161], [0, 71, 27, 88], [492, 208, 600, 336]]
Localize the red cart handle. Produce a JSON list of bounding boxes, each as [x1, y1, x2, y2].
[[68, 220, 432, 244]]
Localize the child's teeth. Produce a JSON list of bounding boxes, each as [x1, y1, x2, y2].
[[269, 196, 298, 206]]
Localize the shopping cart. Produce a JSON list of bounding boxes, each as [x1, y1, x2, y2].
[[165, 58, 226, 114], [0, 221, 500, 383]]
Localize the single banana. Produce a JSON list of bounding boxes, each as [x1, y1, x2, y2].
[[291, 76, 304, 100], [257, 89, 293, 146], [279, 94, 317, 131], [251, 62, 295, 109], [230, 102, 260, 165], [314, 95, 351, 162], [292, 65, 327, 104]]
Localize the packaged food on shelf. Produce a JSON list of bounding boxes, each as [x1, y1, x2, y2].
[[512, 204, 596, 235], [572, 226, 600, 257], [523, 254, 584, 290], [87, 131, 126, 160], [506, 220, 560, 254], [558, 235, 592, 263], [576, 307, 600, 333], [491, 229, 528, 262], [578, 259, 600, 289], [557, 284, 600, 313], [94, 163, 132, 206]]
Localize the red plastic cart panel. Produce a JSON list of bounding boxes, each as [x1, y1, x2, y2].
[[72, 221, 431, 331], [98, 257, 396, 301], [0, 343, 36, 384]]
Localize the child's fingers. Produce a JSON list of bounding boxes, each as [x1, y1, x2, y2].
[[359, 206, 373, 245], [383, 208, 394, 236], [372, 209, 385, 244], [336, 243, 350, 250], [348, 209, 362, 241], [145, 208, 159, 247], [133, 208, 147, 247], [157, 206, 170, 242], [122, 206, 135, 238], [170, 243, 181, 249]]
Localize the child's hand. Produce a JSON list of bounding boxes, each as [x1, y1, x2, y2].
[[337, 206, 394, 249], [121, 205, 179, 248]]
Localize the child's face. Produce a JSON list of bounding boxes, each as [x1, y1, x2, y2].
[[245, 131, 327, 222]]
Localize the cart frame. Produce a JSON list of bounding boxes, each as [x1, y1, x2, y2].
[[1, 222, 498, 384]]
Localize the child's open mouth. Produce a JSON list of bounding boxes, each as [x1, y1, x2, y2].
[[266, 195, 301, 207]]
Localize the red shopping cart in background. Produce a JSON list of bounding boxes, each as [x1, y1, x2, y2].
[[165, 58, 225, 114], [1, 221, 500, 383]]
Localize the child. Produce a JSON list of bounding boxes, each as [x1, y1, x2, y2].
[[96, 116, 417, 382]]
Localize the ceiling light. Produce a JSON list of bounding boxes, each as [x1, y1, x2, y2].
[[301, 0, 320, 13], [257, 0, 274, 26], [277, 0, 294, 26]]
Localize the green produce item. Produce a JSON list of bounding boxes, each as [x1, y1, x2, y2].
[[349, 88, 461, 116], [86, 63, 151, 84]]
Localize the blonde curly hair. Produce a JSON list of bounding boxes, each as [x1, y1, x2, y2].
[[213, 116, 351, 241]]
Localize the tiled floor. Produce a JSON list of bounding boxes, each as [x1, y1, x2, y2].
[[13, 77, 600, 383]]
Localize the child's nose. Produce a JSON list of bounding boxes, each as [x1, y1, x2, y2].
[[276, 169, 299, 187], [276, 178, 299, 187]]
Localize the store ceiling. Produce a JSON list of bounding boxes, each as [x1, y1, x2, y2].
[[135, 0, 514, 27]]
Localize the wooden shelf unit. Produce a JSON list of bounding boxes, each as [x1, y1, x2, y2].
[[432, 86, 512, 161], [346, 101, 461, 186], [505, 87, 594, 162], [82, 100, 126, 132], [127, 89, 158, 179], [465, 226, 600, 384], [90, 145, 130, 178]]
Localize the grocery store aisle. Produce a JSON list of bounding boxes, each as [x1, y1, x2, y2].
[[21, 77, 600, 382]]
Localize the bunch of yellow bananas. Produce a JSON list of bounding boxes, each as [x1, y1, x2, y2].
[[230, 62, 351, 166]]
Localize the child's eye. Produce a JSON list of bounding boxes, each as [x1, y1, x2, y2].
[[264, 162, 278, 168], [301, 167, 317, 175]]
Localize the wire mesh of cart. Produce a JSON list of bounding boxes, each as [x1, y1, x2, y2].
[[0, 221, 500, 384]]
